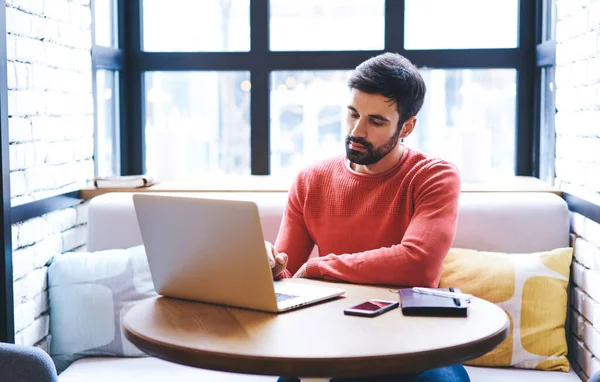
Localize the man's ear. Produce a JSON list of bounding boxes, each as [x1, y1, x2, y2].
[[399, 117, 417, 138]]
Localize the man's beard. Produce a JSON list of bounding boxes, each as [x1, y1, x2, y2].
[[345, 126, 402, 165]]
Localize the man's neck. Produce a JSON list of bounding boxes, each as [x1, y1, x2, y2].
[[350, 145, 405, 175]]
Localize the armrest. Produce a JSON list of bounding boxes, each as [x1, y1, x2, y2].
[[0, 343, 58, 382]]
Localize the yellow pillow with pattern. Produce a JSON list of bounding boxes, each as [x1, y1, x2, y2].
[[440, 247, 573, 372]]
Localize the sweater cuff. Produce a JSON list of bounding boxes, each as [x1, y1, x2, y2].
[[305, 258, 323, 278], [274, 269, 292, 280]]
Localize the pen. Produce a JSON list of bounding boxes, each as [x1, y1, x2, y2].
[[412, 287, 473, 300], [449, 287, 461, 307]]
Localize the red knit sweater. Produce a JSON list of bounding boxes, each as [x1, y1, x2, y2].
[[274, 146, 461, 287]]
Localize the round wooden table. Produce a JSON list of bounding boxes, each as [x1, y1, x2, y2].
[[123, 279, 509, 378]]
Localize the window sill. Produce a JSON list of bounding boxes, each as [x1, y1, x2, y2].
[[79, 176, 560, 200]]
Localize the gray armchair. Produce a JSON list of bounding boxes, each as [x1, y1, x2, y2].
[[0, 343, 58, 382]]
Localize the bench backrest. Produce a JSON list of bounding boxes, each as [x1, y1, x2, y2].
[[87, 191, 570, 254]]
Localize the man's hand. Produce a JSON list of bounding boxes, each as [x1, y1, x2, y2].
[[292, 263, 308, 278], [264, 241, 288, 278]]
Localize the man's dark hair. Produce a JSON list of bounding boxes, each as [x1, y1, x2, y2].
[[348, 52, 426, 127]]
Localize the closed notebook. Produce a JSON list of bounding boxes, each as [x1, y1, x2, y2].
[[399, 288, 469, 317]]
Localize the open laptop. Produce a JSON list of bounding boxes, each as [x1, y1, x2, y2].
[[132, 194, 345, 313]]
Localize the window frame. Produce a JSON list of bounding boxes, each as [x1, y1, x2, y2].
[[535, 0, 557, 183], [92, 0, 124, 177], [112, 0, 541, 176]]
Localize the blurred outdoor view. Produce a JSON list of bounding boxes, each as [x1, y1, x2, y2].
[[140, 0, 519, 181]]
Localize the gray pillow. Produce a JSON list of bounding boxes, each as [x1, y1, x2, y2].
[[48, 245, 157, 373]]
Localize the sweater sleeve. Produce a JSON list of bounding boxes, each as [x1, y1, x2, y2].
[[304, 161, 461, 287], [274, 171, 315, 278]]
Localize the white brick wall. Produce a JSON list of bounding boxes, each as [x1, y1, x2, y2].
[[555, 0, 600, 193], [570, 213, 600, 381], [7, 0, 94, 351], [7, 1, 94, 205], [556, 2, 600, 380]]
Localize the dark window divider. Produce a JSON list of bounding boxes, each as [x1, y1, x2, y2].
[[120, 0, 145, 176], [516, 0, 537, 176], [136, 49, 523, 72], [249, 0, 270, 175], [384, 0, 404, 54], [0, 0, 13, 344], [10, 192, 82, 226]]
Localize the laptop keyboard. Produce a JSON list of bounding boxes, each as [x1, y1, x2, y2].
[[276, 292, 298, 303]]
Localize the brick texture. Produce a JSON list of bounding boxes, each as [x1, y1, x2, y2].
[[556, 1, 600, 380], [7, 0, 94, 351], [555, 0, 600, 193]]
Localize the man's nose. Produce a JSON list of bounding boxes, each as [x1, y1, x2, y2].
[[350, 118, 368, 138]]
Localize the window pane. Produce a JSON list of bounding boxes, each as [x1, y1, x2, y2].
[[142, 0, 250, 52], [404, 0, 519, 49], [270, 69, 516, 178], [96, 70, 120, 177], [93, 0, 117, 47], [270, 0, 385, 51], [405, 69, 517, 178], [145, 72, 251, 178], [270, 71, 351, 175]]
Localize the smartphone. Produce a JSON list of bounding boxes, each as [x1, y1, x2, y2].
[[343, 299, 400, 317]]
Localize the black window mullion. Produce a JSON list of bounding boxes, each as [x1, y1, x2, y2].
[[516, 0, 537, 176], [250, 0, 270, 175], [120, 0, 144, 175], [137, 50, 521, 72], [385, 0, 405, 54]]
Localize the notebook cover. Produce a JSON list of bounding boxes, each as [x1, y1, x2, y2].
[[399, 288, 469, 317]]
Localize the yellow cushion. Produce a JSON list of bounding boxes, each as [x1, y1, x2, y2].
[[439, 247, 573, 372]]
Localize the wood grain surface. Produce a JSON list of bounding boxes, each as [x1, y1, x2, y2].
[[123, 279, 509, 378]]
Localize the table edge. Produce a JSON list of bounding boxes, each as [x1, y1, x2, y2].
[[123, 301, 510, 378]]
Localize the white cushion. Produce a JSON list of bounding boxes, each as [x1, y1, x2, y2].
[[454, 192, 569, 253], [58, 357, 278, 382], [48, 246, 157, 373], [464, 365, 581, 382], [88, 191, 569, 254]]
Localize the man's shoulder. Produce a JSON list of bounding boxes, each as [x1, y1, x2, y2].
[[404, 147, 460, 175], [297, 156, 346, 180], [401, 148, 461, 191]]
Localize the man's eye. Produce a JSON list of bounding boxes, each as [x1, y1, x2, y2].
[[370, 119, 383, 126], [350, 113, 359, 119]]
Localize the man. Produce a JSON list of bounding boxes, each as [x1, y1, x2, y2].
[[266, 53, 468, 382]]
